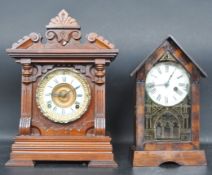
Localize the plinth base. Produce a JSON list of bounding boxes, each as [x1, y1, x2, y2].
[[133, 150, 207, 167], [6, 136, 117, 168]]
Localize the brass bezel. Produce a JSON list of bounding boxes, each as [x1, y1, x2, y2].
[[36, 68, 91, 123]]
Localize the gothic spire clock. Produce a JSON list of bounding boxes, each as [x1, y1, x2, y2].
[[6, 9, 118, 167], [131, 36, 207, 166]]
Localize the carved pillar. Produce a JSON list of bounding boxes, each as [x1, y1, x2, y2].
[[135, 80, 145, 149], [191, 80, 200, 148], [94, 59, 106, 136], [19, 59, 33, 135]]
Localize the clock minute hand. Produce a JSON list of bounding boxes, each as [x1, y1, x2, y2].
[[63, 89, 72, 96], [166, 68, 177, 85]]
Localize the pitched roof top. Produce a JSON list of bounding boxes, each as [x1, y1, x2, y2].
[[130, 36, 207, 78]]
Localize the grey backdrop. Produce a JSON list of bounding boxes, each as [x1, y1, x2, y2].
[[0, 0, 212, 144]]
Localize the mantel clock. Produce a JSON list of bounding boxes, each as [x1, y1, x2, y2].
[[6, 9, 118, 167], [131, 36, 207, 166]]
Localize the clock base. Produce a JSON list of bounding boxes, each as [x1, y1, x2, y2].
[[6, 136, 117, 168], [132, 150, 207, 167], [5, 160, 35, 167]]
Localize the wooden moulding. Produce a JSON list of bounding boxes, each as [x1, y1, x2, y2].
[[132, 150, 207, 167], [5, 136, 117, 168]]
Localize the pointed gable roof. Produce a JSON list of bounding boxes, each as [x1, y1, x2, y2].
[[130, 36, 207, 78]]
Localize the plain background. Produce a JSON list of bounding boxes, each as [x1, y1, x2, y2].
[[0, 0, 212, 145]]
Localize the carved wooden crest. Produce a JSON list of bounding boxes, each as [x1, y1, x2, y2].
[[9, 9, 116, 49], [46, 9, 80, 29]]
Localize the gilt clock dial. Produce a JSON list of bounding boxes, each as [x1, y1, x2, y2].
[[145, 62, 190, 107], [36, 68, 91, 123]]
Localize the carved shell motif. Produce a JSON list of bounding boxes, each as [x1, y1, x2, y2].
[[46, 9, 80, 29]]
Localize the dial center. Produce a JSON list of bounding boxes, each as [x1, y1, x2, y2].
[[51, 83, 76, 108]]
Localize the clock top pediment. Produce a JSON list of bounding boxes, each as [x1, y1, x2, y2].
[[130, 36, 207, 78], [6, 9, 118, 60]]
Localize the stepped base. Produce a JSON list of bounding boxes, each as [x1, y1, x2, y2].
[[6, 136, 117, 168]]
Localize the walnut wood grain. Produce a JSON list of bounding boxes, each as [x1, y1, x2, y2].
[[131, 36, 207, 166], [6, 9, 118, 167], [133, 150, 207, 167]]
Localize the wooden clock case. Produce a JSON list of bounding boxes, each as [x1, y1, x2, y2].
[[6, 9, 118, 167], [131, 36, 207, 167]]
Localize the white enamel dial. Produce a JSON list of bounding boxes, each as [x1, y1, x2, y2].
[[36, 68, 91, 123], [145, 62, 190, 107]]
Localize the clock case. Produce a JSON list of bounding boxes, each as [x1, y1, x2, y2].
[[6, 9, 118, 167], [131, 36, 207, 167]]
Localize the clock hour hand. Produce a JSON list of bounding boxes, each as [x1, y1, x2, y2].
[[51, 92, 61, 97]]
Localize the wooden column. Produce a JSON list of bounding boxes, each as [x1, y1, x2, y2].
[[94, 59, 106, 136], [135, 79, 145, 149], [191, 80, 200, 149], [19, 59, 33, 135]]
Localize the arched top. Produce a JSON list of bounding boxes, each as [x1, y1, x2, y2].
[[154, 111, 180, 129]]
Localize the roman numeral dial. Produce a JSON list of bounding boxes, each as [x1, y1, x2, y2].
[[145, 62, 190, 107], [36, 68, 91, 123]]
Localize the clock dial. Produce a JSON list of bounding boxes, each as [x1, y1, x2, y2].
[[36, 68, 91, 123], [145, 62, 190, 107]]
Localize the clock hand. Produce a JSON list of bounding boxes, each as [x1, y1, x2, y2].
[[63, 89, 72, 96], [52, 89, 72, 97], [51, 92, 67, 97], [166, 68, 177, 86], [51, 92, 61, 97]]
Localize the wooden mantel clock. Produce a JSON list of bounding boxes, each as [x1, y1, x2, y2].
[[6, 9, 118, 167], [131, 36, 207, 167]]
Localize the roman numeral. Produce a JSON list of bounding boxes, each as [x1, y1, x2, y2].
[[150, 88, 156, 94], [54, 79, 59, 84], [183, 84, 189, 91], [75, 85, 80, 89], [176, 89, 183, 96], [177, 75, 183, 79], [53, 107, 57, 111], [156, 94, 161, 101], [157, 67, 162, 74], [178, 83, 185, 86], [62, 109, 65, 115], [165, 96, 168, 104], [165, 65, 169, 73], [173, 96, 177, 101], [151, 74, 157, 78], [146, 83, 155, 89], [62, 76, 66, 82]]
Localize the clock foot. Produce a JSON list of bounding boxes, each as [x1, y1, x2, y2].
[[132, 150, 207, 167], [88, 160, 118, 168], [5, 159, 35, 167]]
